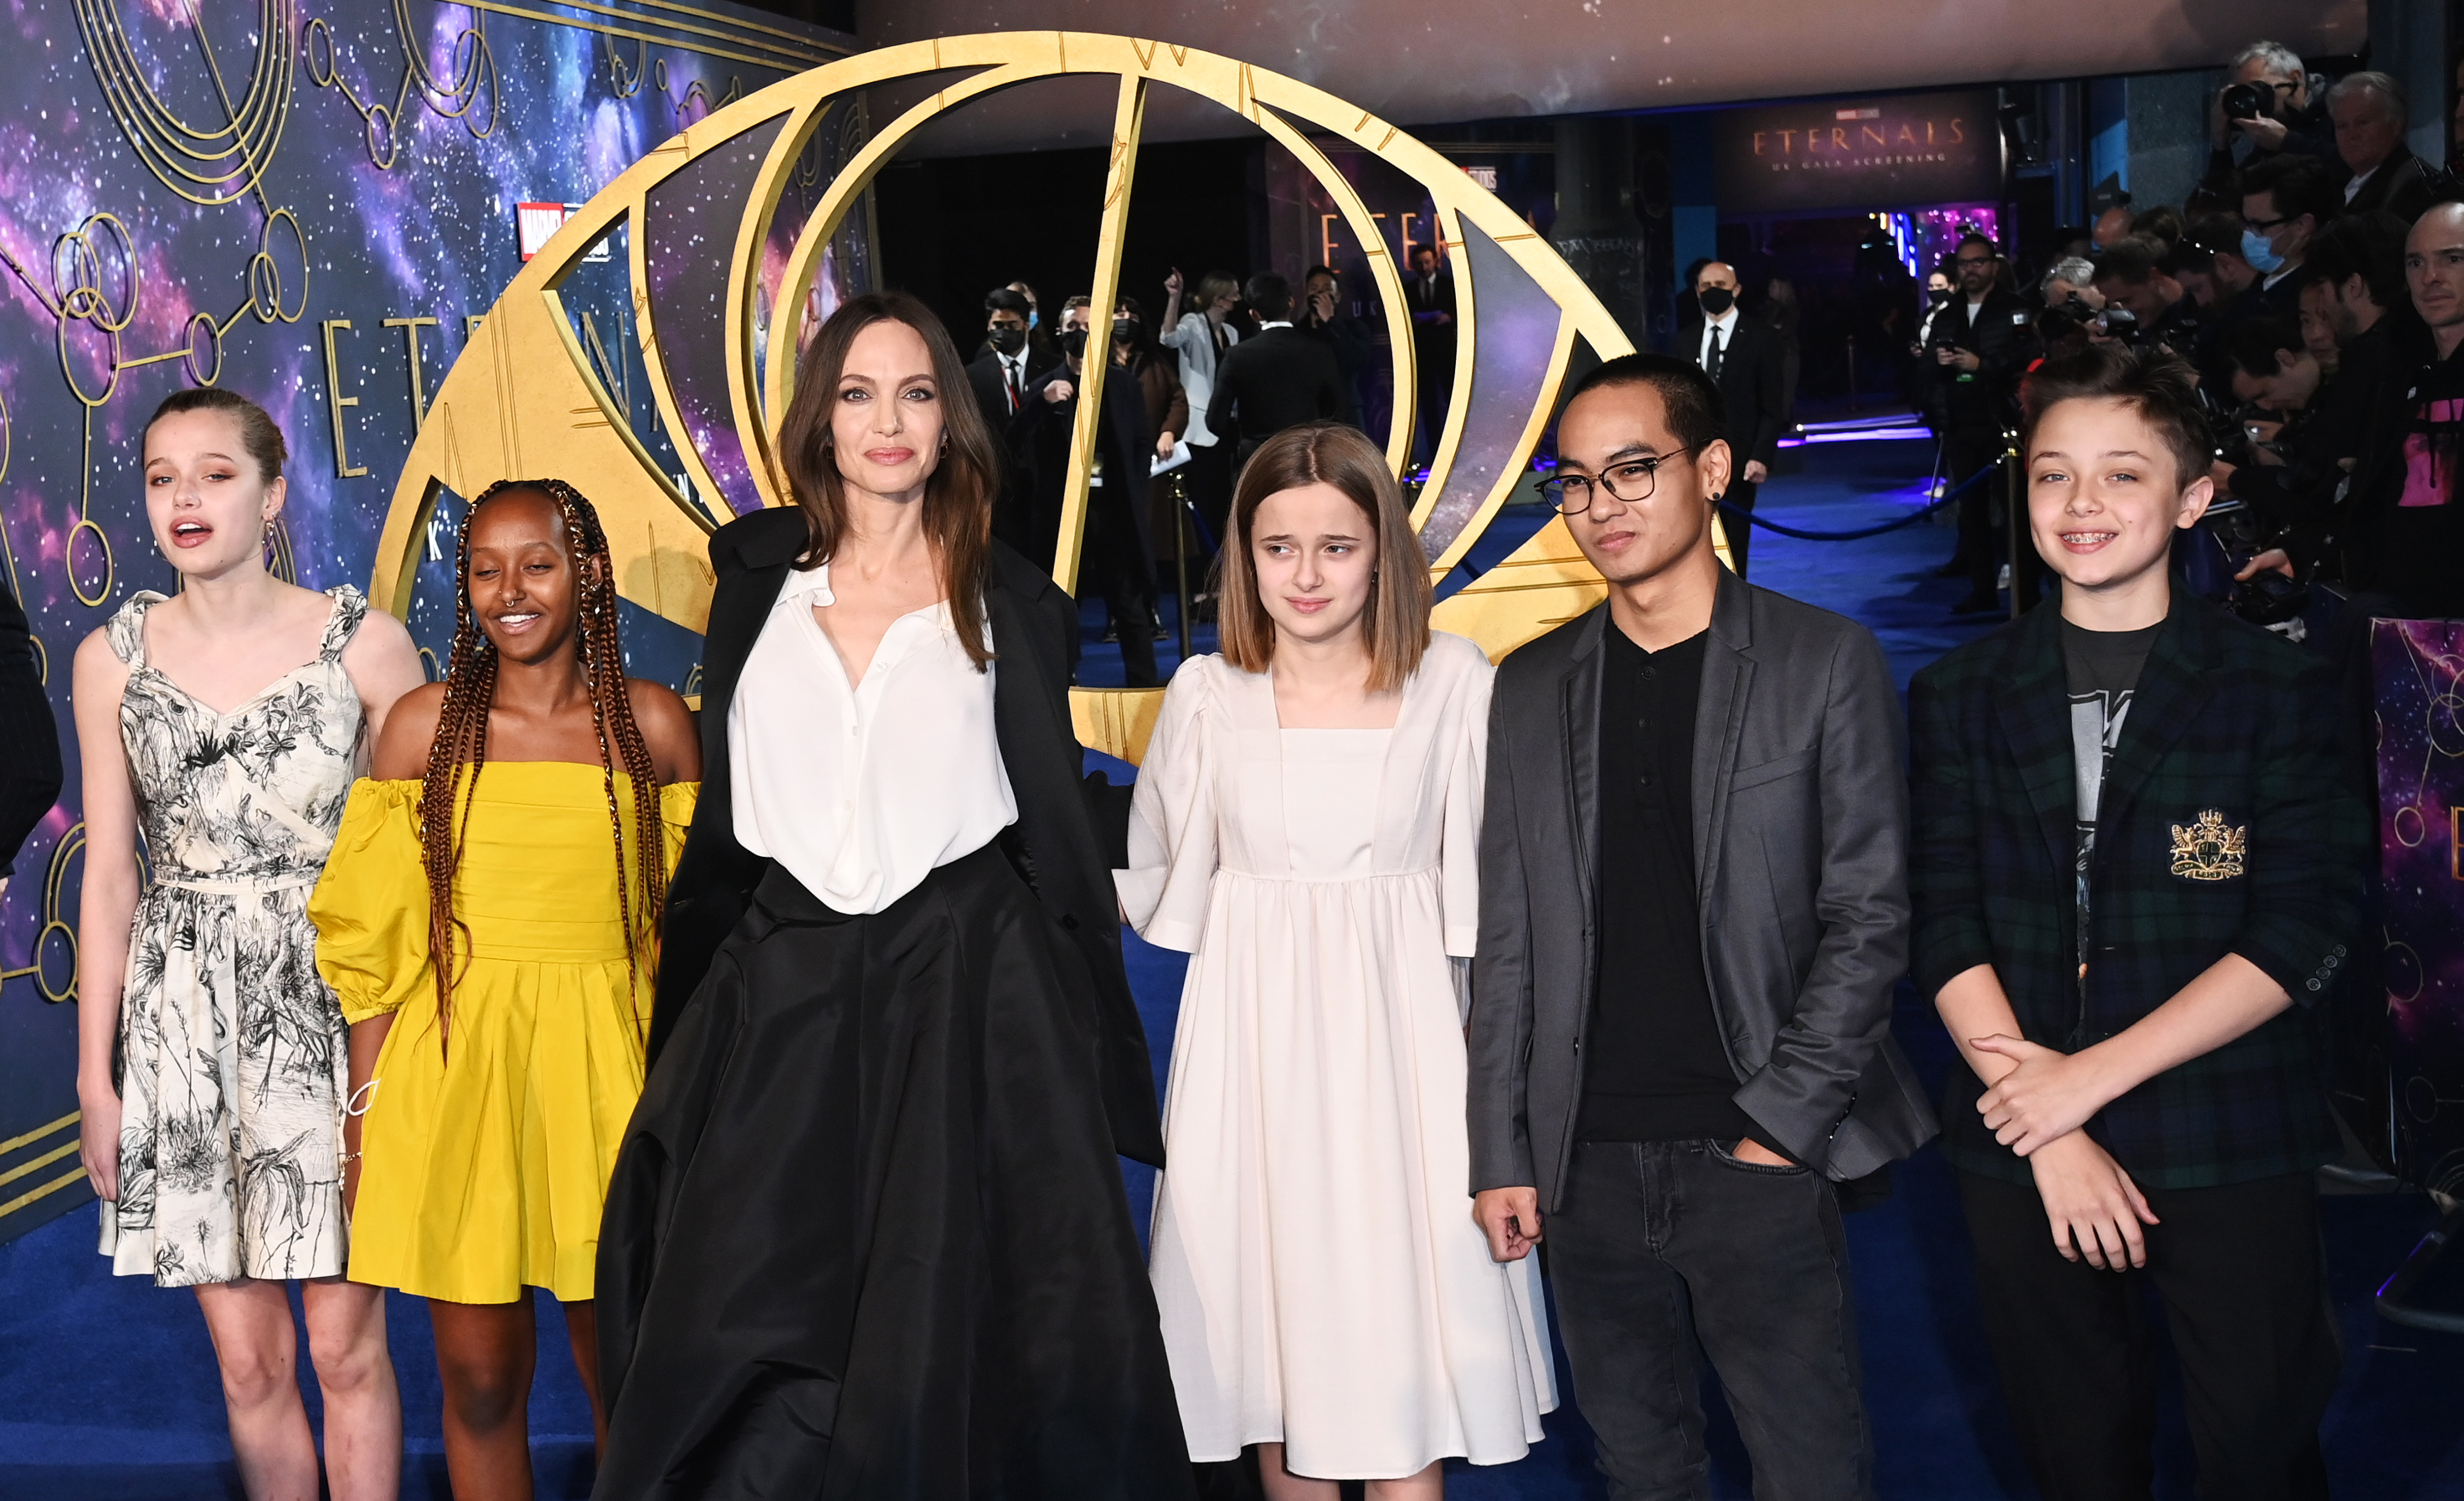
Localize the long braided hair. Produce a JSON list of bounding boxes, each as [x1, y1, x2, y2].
[[417, 479, 665, 1054]]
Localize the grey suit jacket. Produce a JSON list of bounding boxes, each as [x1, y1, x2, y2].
[[1468, 569, 1937, 1209]]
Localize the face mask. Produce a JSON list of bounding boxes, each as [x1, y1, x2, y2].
[[1111, 319, 1140, 345], [1027, 310, 1040, 330], [1698, 286, 1736, 316], [1060, 328, 1089, 359], [987, 325, 1026, 355], [1928, 286, 1952, 304], [2241, 228, 2285, 276]]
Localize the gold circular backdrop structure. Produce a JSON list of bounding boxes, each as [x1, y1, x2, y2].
[[375, 31, 1711, 762]]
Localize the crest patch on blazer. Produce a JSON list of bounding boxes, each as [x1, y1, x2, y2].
[[2169, 809, 2247, 881]]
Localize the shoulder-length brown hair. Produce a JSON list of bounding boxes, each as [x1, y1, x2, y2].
[[1216, 422, 1431, 694], [771, 290, 998, 667]]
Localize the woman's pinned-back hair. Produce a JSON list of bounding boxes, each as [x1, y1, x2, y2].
[[144, 388, 289, 483], [771, 291, 997, 668], [1215, 422, 1432, 695]]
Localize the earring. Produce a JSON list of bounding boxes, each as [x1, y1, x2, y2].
[[1710, 492, 1726, 505]]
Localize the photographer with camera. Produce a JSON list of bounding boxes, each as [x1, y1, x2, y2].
[[2034, 258, 2109, 363], [2093, 236, 2204, 353], [2203, 41, 2337, 193], [1931, 234, 2036, 613], [2212, 316, 2331, 511]]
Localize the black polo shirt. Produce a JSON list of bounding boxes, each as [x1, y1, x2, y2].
[[1578, 625, 1754, 1145]]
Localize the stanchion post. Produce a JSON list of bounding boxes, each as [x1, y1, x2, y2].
[[2002, 426, 2024, 623], [1846, 334, 1858, 413], [1172, 472, 1192, 662]]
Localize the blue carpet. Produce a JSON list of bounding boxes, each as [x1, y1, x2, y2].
[[8, 434, 2463, 1497]]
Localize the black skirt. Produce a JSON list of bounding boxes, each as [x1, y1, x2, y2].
[[592, 843, 1193, 1500]]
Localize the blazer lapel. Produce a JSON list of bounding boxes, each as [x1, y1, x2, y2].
[[1990, 603, 2081, 881], [696, 517, 801, 775], [985, 563, 1062, 777], [1560, 607, 1608, 904], [2096, 594, 2216, 833], [1693, 570, 1754, 895]]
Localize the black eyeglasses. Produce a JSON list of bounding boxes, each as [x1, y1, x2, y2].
[[2244, 213, 2293, 232], [1542, 446, 1702, 515]]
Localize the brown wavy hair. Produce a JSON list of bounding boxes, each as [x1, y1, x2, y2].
[[1215, 421, 1432, 694], [417, 479, 664, 1054], [771, 290, 997, 667]]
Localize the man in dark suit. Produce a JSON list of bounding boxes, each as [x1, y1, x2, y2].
[[1204, 272, 1357, 469], [2327, 72, 2437, 222], [1935, 234, 2038, 613], [1469, 353, 1936, 1501], [1404, 244, 1456, 463], [1024, 325, 1164, 687], [0, 573, 59, 888], [964, 287, 1057, 558], [1675, 262, 1788, 578], [1910, 344, 2364, 1501]]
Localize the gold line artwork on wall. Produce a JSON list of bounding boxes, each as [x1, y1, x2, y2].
[[376, 32, 1715, 765]]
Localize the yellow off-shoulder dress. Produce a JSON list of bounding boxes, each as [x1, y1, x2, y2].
[[309, 763, 697, 1304]]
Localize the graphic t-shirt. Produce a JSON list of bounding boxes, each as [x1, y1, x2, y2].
[[2062, 618, 2162, 977], [2398, 397, 2464, 507]]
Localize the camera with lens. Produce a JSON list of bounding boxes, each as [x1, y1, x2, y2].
[[2221, 79, 2277, 126], [2197, 498, 2313, 627], [2037, 293, 2135, 348], [2200, 390, 2257, 469], [2229, 567, 2310, 628]]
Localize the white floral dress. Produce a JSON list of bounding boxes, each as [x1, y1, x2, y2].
[[99, 587, 368, 1286]]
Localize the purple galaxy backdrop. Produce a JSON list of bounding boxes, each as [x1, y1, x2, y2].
[[2371, 620, 2464, 1192], [0, 0, 853, 1236]]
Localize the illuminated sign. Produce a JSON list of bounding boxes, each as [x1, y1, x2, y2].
[[1712, 90, 2003, 215]]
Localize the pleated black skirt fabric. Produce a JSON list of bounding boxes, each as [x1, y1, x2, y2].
[[592, 843, 1193, 1500]]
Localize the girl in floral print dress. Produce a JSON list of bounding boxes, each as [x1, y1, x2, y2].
[[72, 389, 425, 1500]]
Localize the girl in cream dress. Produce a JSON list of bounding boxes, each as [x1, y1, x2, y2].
[[1120, 422, 1554, 1498]]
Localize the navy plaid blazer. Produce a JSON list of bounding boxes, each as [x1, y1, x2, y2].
[[1909, 593, 2367, 1189]]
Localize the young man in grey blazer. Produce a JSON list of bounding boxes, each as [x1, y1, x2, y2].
[[1468, 353, 1936, 1500]]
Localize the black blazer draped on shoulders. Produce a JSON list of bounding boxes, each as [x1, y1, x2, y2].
[[655, 505, 1161, 1165]]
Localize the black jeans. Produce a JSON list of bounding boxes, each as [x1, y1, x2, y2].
[[1547, 1140, 1873, 1501], [1084, 487, 1158, 687], [1957, 1170, 2338, 1501]]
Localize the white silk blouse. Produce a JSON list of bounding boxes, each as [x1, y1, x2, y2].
[[728, 561, 1018, 914]]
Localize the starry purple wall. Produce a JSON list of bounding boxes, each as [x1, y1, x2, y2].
[[0, 0, 850, 1239], [2370, 620, 2464, 1193]]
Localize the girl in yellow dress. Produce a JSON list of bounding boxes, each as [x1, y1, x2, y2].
[[310, 479, 699, 1500]]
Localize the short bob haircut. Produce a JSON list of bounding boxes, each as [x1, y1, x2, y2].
[[1216, 422, 1431, 694], [772, 290, 1001, 667], [2020, 343, 2208, 492]]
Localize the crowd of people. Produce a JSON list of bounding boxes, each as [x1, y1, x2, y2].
[[1906, 38, 2464, 628], [958, 259, 1395, 684]]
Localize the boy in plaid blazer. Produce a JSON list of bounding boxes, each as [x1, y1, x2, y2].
[[1909, 345, 2367, 1501]]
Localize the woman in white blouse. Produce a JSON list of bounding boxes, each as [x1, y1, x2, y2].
[[1120, 423, 1556, 1498], [590, 292, 1194, 1500]]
